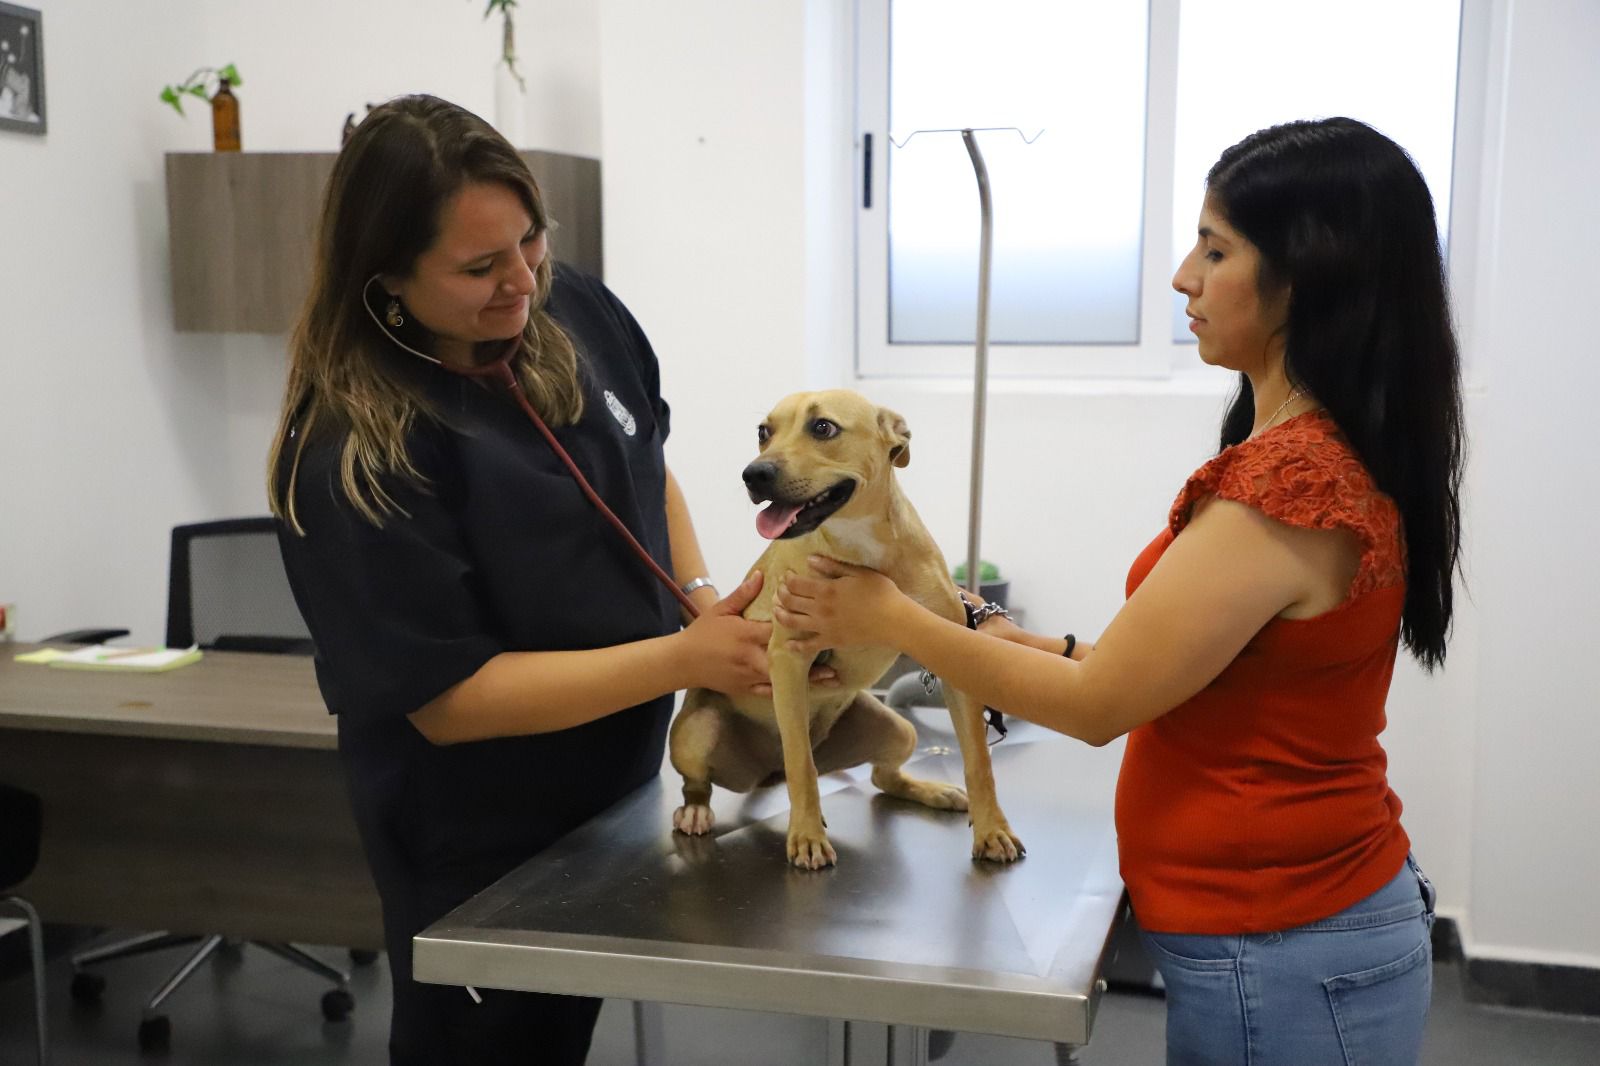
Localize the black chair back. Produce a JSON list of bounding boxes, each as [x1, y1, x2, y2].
[[165, 518, 314, 655], [0, 783, 41, 890]]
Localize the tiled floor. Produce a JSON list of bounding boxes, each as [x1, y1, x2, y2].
[[1, 929, 1597, 1064]]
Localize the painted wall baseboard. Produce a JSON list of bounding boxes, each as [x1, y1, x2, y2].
[[1432, 918, 1600, 1018], [1431, 916, 1463, 960]]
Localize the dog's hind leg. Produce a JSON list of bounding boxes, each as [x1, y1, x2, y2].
[[670, 694, 784, 836], [815, 692, 968, 811], [669, 697, 721, 835]]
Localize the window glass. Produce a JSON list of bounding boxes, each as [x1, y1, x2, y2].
[[889, 1, 1149, 344], [1169, 0, 1462, 341]]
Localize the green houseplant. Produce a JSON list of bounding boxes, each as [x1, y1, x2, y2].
[[483, 0, 525, 91], [160, 64, 244, 151], [480, 0, 525, 141], [952, 559, 1010, 609], [158, 64, 242, 116]]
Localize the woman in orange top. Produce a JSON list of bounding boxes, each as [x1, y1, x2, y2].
[[775, 117, 1463, 1066]]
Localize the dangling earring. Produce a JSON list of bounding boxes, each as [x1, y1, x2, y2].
[[386, 297, 405, 328]]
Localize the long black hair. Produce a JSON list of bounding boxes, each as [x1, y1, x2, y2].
[[1207, 117, 1463, 670]]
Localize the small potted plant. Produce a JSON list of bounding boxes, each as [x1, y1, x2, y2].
[[952, 559, 1010, 609], [483, 1, 525, 90], [159, 63, 243, 152], [481, 0, 525, 141]]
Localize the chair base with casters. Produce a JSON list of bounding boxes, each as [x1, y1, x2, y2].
[[55, 517, 371, 1050], [69, 932, 362, 1051]]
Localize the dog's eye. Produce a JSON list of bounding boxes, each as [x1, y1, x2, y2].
[[757, 424, 772, 445], [810, 419, 840, 440]]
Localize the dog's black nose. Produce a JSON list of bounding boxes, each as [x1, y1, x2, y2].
[[742, 461, 779, 497]]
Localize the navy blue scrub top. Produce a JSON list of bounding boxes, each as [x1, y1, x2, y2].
[[276, 264, 678, 893]]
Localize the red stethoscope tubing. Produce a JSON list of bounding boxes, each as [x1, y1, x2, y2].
[[451, 350, 702, 620]]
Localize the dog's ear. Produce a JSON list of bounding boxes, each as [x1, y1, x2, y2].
[[878, 407, 912, 468]]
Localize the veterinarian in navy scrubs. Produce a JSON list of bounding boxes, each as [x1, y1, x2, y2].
[[268, 95, 796, 1066]]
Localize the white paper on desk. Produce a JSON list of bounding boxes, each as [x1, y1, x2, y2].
[[43, 644, 203, 672]]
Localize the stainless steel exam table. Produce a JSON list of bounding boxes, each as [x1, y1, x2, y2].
[[413, 710, 1126, 1065]]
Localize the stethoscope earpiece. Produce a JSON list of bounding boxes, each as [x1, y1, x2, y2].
[[362, 275, 442, 366]]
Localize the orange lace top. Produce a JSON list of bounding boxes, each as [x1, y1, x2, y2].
[[1115, 410, 1412, 933]]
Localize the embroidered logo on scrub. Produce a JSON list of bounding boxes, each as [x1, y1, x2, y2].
[[604, 390, 637, 436]]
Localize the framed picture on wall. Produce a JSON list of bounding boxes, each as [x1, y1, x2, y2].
[[0, 2, 45, 135]]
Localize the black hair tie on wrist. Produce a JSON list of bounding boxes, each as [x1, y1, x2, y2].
[[1063, 633, 1077, 658]]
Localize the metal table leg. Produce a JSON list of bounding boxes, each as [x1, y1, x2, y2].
[[888, 1024, 932, 1066], [840, 1022, 1083, 1065], [831, 1020, 910, 1066], [632, 1000, 664, 1066], [827, 1018, 850, 1066]]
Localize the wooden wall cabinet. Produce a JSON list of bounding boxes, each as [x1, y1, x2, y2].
[[165, 150, 603, 334]]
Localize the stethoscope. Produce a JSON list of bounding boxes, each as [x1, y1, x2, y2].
[[363, 275, 702, 619]]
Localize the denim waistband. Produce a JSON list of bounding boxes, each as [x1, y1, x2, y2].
[[1295, 857, 1432, 932]]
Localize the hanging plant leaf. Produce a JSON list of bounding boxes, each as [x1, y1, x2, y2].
[[158, 63, 244, 117]]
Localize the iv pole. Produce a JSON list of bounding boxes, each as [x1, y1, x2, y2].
[[891, 129, 1086, 1066], [890, 127, 1043, 600], [960, 129, 993, 603]]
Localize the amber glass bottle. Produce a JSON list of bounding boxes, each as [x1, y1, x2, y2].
[[211, 77, 241, 152]]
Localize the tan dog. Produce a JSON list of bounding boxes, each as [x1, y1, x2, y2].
[[670, 390, 1024, 869]]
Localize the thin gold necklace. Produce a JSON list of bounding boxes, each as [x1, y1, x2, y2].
[[1256, 386, 1303, 436]]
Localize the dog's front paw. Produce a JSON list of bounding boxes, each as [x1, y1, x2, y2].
[[786, 824, 837, 869], [673, 803, 715, 836], [971, 821, 1025, 863]]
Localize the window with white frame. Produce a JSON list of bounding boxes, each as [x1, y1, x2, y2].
[[855, 0, 1464, 379]]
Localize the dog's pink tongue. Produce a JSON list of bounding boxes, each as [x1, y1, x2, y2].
[[755, 501, 804, 540]]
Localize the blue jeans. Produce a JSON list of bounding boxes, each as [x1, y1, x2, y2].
[[1139, 856, 1436, 1066]]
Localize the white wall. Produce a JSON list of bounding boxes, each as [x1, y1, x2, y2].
[[1458, 0, 1600, 966], [598, 0, 812, 580], [598, 0, 1598, 969], [0, 0, 599, 643], [2, 0, 1594, 971], [520, 0, 602, 158]]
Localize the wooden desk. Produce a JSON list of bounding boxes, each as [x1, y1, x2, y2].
[[0, 644, 383, 949]]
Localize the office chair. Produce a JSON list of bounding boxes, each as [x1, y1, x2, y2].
[[1, 783, 49, 1066], [64, 518, 370, 1052]]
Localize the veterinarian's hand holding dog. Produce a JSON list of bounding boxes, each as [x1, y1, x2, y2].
[[775, 555, 909, 652], [683, 570, 841, 695]]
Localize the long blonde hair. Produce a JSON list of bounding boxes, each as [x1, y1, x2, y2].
[[267, 94, 583, 532]]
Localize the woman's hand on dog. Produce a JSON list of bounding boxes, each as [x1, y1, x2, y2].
[[681, 571, 841, 695], [774, 555, 909, 654]]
